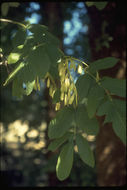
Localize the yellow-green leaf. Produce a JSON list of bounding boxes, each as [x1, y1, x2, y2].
[[8, 53, 21, 64]]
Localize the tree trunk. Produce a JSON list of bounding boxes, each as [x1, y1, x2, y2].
[[87, 2, 126, 186]]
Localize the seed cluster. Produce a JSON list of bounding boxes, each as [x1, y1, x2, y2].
[[57, 58, 77, 109], [46, 57, 86, 111]]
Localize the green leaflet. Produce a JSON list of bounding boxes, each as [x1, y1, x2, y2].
[[48, 106, 75, 139], [12, 77, 24, 99], [76, 74, 93, 102], [76, 105, 99, 136], [8, 52, 21, 64], [21, 36, 35, 57], [97, 100, 126, 144], [8, 2, 20, 7], [12, 28, 27, 48], [85, 2, 94, 7], [26, 45, 51, 78], [24, 80, 35, 96], [3, 62, 25, 86], [45, 31, 60, 46], [1, 3, 9, 16], [113, 99, 126, 117], [101, 77, 126, 97], [86, 1, 108, 10], [1, 2, 20, 16], [56, 141, 74, 181], [17, 63, 36, 83], [27, 24, 48, 44], [45, 43, 64, 66], [48, 132, 72, 152], [45, 44, 64, 79], [112, 111, 126, 145], [92, 2, 108, 10], [88, 57, 119, 73], [76, 134, 95, 168], [28, 24, 60, 46], [87, 84, 105, 118], [27, 23, 48, 33], [7, 45, 24, 64], [48, 63, 59, 79]]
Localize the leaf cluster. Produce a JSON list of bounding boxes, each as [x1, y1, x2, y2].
[[1, 19, 126, 181]]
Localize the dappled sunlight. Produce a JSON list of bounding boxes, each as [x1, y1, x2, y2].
[[74, 145, 78, 152], [27, 129, 39, 138], [24, 141, 45, 150], [87, 135, 96, 142], [107, 163, 115, 175], [99, 143, 114, 162], [82, 133, 96, 142], [0, 120, 47, 151], [2, 120, 29, 143]]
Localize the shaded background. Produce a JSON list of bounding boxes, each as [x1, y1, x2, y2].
[[0, 2, 126, 187]]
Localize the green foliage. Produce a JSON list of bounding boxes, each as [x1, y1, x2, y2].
[[76, 134, 95, 167], [76, 74, 93, 102], [1, 19, 126, 181], [101, 77, 126, 97], [48, 132, 72, 152], [1, 2, 20, 16], [56, 141, 74, 181], [85, 2, 108, 10], [48, 106, 75, 139], [12, 28, 27, 47], [26, 46, 51, 78], [12, 77, 24, 99], [97, 99, 126, 144], [87, 84, 105, 118], [4, 62, 25, 86], [3, 22, 63, 98], [88, 57, 119, 73], [76, 105, 99, 135], [24, 80, 35, 96]]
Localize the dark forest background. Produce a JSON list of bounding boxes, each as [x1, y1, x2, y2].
[[0, 2, 126, 187]]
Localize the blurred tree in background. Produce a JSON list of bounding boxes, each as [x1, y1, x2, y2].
[[0, 2, 126, 187]]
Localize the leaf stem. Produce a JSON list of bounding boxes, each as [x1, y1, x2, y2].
[[64, 56, 89, 67], [0, 18, 27, 29]]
